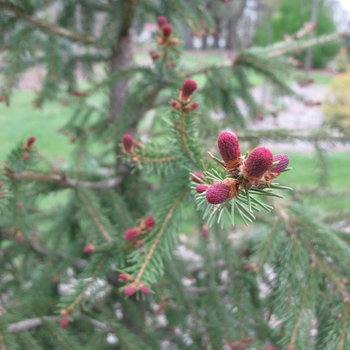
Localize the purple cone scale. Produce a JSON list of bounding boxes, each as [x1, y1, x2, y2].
[[206, 182, 230, 204], [196, 184, 209, 193], [217, 131, 241, 165], [270, 154, 290, 173], [243, 147, 273, 179]]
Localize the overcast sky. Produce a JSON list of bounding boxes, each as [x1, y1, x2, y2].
[[339, 0, 350, 13]]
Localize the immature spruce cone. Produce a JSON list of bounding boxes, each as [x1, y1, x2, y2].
[[196, 184, 209, 193], [83, 244, 95, 254], [217, 131, 241, 169], [140, 284, 150, 294], [124, 227, 141, 240], [242, 146, 273, 181], [119, 273, 133, 282], [187, 101, 199, 113], [180, 79, 197, 102], [122, 134, 133, 154], [162, 24, 172, 38], [206, 182, 230, 204], [191, 172, 205, 183], [25, 136, 36, 151], [124, 285, 137, 296], [157, 16, 167, 27], [143, 215, 155, 230], [270, 154, 290, 173]]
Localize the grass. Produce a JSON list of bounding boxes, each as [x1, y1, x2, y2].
[[0, 91, 73, 163], [310, 71, 334, 85], [273, 151, 350, 211]]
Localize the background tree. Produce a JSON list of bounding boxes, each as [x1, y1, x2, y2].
[[255, 0, 340, 68], [0, 1, 350, 349]]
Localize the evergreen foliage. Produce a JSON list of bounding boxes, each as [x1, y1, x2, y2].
[[0, 1, 350, 349], [323, 70, 350, 132], [255, 0, 340, 68]]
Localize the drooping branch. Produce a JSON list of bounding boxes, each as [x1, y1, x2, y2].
[[266, 31, 349, 58], [7, 316, 59, 333], [182, 31, 350, 77], [1, 2, 96, 44], [134, 188, 189, 286], [29, 241, 88, 270], [5, 170, 122, 189], [77, 191, 113, 243]]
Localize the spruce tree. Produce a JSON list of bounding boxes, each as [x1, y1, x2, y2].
[[0, 1, 349, 349]]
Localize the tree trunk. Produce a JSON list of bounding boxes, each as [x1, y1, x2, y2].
[[225, 0, 248, 50], [213, 17, 221, 49], [182, 24, 193, 50], [110, 37, 133, 120], [109, 2, 133, 121], [202, 34, 208, 50], [226, 19, 238, 50], [304, 0, 320, 74]]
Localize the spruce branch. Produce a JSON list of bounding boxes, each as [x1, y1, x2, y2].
[[266, 31, 349, 58], [338, 299, 349, 350], [43, 322, 82, 350], [137, 155, 177, 163], [85, 66, 152, 95], [1, 1, 96, 44], [77, 191, 112, 243], [65, 258, 107, 312], [187, 285, 228, 294], [182, 31, 350, 78], [133, 187, 189, 287], [5, 170, 122, 189], [256, 216, 280, 271], [7, 316, 59, 333], [166, 260, 209, 339], [1, 27, 31, 103], [237, 128, 350, 144], [76, 0, 112, 12], [29, 241, 88, 270], [288, 261, 316, 349], [171, 105, 200, 166]]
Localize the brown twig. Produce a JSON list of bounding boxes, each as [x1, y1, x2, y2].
[[1, 2, 96, 44], [7, 316, 59, 333], [78, 191, 113, 243], [5, 170, 122, 189], [134, 188, 189, 286], [29, 241, 88, 270]]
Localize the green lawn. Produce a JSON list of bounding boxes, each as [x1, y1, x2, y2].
[[273, 151, 350, 211], [0, 91, 73, 163]]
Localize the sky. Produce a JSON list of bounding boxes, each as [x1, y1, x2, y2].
[[339, 0, 350, 13]]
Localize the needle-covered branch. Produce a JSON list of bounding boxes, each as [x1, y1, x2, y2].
[[1, 2, 96, 44], [7, 316, 59, 333], [5, 170, 122, 189]]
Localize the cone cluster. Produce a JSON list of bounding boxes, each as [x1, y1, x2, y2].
[[119, 273, 151, 297], [156, 15, 179, 46], [192, 131, 290, 205], [149, 15, 179, 63], [171, 79, 199, 114], [123, 215, 155, 248]]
